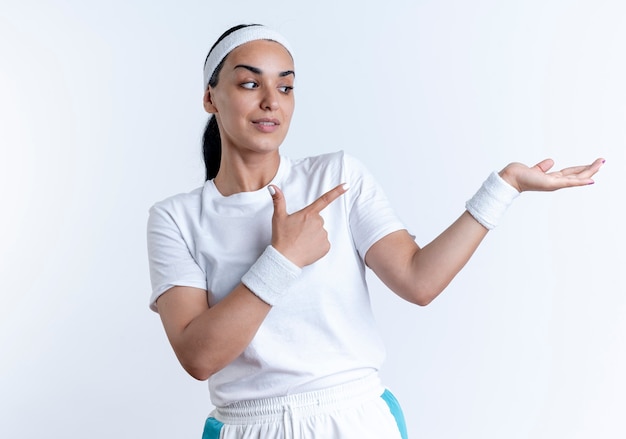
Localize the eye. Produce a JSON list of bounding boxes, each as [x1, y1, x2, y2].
[[241, 81, 258, 89], [278, 85, 294, 94]]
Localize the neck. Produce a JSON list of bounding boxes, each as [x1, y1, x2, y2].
[[213, 150, 281, 196]]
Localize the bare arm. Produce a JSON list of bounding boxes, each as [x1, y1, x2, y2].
[[155, 183, 348, 380], [366, 158, 605, 306], [365, 213, 486, 306], [156, 284, 270, 380]]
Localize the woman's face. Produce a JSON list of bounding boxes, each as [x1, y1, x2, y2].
[[205, 40, 295, 156]]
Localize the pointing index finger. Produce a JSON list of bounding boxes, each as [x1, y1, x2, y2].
[[306, 183, 349, 213]]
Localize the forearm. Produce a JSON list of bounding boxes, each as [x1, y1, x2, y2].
[[404, 169, 519, 302], [408, 211, 488, 304], [159, 284, 271, 381]]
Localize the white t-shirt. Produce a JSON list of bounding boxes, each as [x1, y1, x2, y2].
[[147, 151, 406, 407]]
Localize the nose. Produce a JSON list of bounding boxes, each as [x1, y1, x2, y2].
[[260, 88, 279, 111]]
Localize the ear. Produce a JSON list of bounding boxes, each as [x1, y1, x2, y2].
[[203, 87, 218, 114]]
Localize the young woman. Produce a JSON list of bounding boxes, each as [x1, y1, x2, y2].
[[147, 24, 604, 439]]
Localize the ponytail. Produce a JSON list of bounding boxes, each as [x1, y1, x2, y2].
[[201, 23, 260, 181], [202, 115, 221, 181]]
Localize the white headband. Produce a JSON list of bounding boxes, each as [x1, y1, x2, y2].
[[203, 26, 294, 90]]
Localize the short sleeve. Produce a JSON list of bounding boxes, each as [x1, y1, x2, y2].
[[146, 204, 207, 312], [343, 153, 408, 259]]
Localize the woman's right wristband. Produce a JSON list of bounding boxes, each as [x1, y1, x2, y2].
[[241, 245, 302, 306]]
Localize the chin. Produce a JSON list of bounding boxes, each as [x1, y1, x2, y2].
[[253, 135, 288, 153]]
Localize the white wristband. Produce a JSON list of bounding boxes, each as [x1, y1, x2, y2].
[[465, 171, 520, 230], [241, 245, 302, 305]]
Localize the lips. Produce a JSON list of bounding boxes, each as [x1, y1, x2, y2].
[[252, 118, 281, 133], [252, 118, 280, 126]]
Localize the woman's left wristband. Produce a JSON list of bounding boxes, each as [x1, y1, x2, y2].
[[465, 171, 520, 230]]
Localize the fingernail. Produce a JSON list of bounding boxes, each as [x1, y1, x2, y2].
[[342, 183, 350, 191], [268, 185, 276, 195], [588, 181, 595, 185]]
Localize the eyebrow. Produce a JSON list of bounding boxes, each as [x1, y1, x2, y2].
[[234, 64, 295, 77]]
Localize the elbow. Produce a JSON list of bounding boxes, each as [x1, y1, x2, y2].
[[414, 295, 435, 307], [409, 293, 436, 307], [174, 340, 241, 381], [411, 275, 455, 306], [400, 282, 444, 307], [178, 352, 222, 381], [182, 361, 216, 381], [188, 369, 211, 382]]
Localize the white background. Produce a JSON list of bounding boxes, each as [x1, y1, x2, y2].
[[1, 0, 625, 438]]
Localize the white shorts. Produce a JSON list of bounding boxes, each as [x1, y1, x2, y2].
[[201, 373, 408, 439]]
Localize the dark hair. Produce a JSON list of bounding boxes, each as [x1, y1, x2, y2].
[[202, 24, 261, 181]]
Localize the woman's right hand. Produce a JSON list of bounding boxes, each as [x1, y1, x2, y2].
[[269, 184, 348, 267]]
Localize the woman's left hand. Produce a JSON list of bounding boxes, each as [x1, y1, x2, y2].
[[499, 158, 605, 192]]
